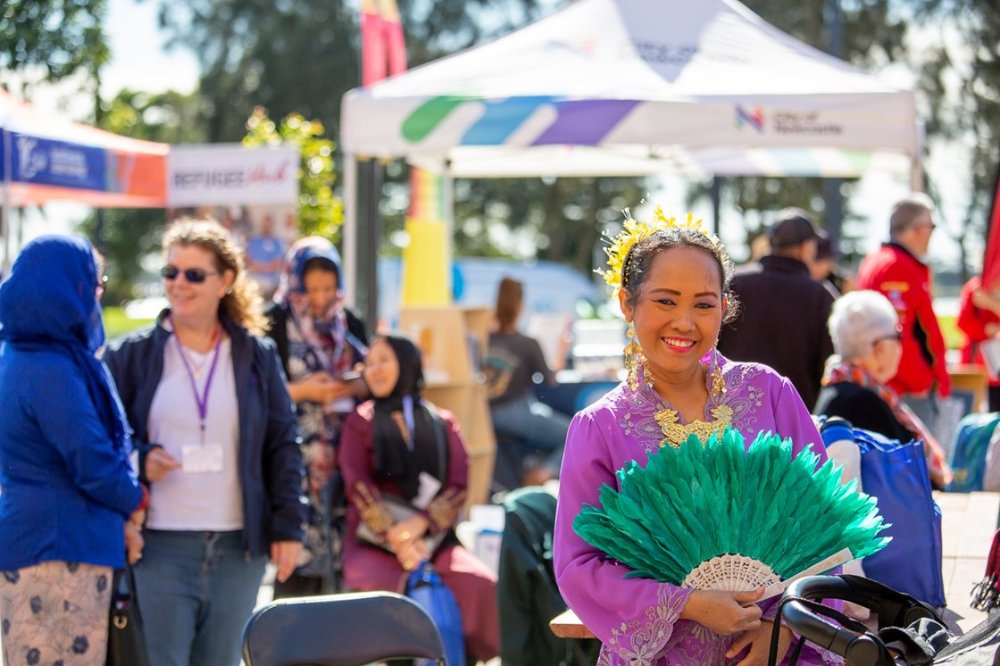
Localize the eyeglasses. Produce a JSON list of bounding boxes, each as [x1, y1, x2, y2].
[[160, 265, 219, 283], [98, 274, 109, 289], [875, 331, 903, 343]]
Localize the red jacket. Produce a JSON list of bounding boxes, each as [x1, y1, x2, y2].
[[856, 242, 951, 396], [957, 275, 1000, 384]]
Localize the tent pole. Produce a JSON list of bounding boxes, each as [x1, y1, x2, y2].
[[710, 176, 722, 236], [343, 153, 358, 309], [2, 129, 11, 276], [443, 159, 454, 298]]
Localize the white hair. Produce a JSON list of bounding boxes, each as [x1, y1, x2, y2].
[[828, 290, 899, 361]]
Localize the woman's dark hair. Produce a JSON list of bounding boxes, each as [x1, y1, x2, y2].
[[495, 277, 524, 331], [621, 228, 739, 323], [376, 334, 425, 399]]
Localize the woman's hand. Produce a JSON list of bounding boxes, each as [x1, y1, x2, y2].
[[680, 588, 764, 636], [292, 372, 354, 404], [394, 539, 430, 571], [125, 522, 144, 564], [386, 514, 431, 553], [270, 540, 304, 583], [726, 620, 792, 666], [145, 447, 181, 483]]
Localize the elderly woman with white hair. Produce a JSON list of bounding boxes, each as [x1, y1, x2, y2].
[[814, 289, 951, 487]]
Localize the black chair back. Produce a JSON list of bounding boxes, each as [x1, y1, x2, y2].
[[242, 591, 446, 666]]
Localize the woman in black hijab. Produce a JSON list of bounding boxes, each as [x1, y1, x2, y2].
[[339, 334, 499, 662]]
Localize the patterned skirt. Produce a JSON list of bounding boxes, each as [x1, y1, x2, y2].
[[0, 560, 113, 666]]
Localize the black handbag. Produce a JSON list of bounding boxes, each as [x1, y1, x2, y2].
[[105, 567, 150, 666]]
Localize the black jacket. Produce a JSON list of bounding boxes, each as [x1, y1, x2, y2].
[[104, 311, 306, 557], [813, 381, 913, 443], [718, 255, 835, 410]]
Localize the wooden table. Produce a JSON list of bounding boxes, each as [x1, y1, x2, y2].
[[548, 492, 1000, 640], [549, 608, 594, 639]]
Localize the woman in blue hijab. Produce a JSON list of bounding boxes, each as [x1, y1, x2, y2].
[[265, 236, 369, 596], [0, 235, 146, 666]]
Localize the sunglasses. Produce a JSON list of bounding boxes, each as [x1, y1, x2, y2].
[[160, 265, 219, 283]]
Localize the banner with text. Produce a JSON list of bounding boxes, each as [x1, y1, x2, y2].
[[166, 144, 299, 206]]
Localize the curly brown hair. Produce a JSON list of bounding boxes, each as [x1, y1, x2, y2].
[[163, 218, 267, 335]]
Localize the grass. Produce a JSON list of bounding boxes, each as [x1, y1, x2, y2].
[[103, 306, 154, 340]]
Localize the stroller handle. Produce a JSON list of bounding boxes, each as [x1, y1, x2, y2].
[[782, 576, 887, 663]]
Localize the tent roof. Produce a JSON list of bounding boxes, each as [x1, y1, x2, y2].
[[341, 0, 918, 179]]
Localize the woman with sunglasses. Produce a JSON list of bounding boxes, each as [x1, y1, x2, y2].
[[264, 236, 369, 597], [814, 289, 951, 487], [0, 236, 146, 665], [104, 219, 305, 666]]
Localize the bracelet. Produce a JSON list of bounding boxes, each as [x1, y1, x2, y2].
[[135, 484, 150, 513]]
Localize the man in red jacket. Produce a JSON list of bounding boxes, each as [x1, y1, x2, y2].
[[857, 194, 951, 431]]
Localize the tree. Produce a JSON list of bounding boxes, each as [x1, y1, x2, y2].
[[242, 106, 342, 239], [0, 0, 110, 89], [912, 0, 1000, 280], [79, 89, 206, 303]]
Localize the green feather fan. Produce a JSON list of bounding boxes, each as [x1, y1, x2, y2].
[[573, 427, 890, 589]]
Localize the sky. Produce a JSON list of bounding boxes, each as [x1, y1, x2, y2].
[[14, 0, 977, 288]]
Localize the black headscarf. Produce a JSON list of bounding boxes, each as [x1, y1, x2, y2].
[[371, 335, 447, 501]]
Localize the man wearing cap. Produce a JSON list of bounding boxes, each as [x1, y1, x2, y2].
[[856, 194, 951, 428], [718, 208, 835, 409]]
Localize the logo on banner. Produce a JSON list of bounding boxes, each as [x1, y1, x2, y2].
[[735, 106, 765, 133], [773, 110, 843, 136], [15, 137, 46, 179]]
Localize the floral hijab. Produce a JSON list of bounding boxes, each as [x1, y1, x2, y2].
[[275, 236, 360, 376]]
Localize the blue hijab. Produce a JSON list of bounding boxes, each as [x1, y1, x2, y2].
[[0, 235, 131, 453]]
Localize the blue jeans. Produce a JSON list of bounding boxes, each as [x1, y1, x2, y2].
[[490, 395, 570, 474], [134, 530, 267, 666]]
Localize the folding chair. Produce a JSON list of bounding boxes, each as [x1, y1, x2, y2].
[[242, 591, 446, 666]]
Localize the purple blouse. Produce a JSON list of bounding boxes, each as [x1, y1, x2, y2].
[[553, 354, 841, 665]]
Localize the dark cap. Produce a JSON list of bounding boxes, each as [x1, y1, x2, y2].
[[767, 208, 819, 249]]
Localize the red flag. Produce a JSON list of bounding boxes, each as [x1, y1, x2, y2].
[[360, 0, 407, 86], [983, 164, 1000, 289]]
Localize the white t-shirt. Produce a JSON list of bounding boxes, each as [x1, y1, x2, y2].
[[146, 335, 244, 531]]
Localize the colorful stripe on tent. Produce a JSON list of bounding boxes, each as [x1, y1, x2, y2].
[[408, 167, 445, 221], [0, 129, 167, 206], [401, 96, 639, 147]]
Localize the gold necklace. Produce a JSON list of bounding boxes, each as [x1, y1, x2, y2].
[[654, 403, 733, 448], [651, 361, 731, 448]]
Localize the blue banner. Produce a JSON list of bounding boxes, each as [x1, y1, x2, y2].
[[0, 130, 108, 191]]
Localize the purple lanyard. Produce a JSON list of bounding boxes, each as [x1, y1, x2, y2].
[[171, 317, 223, 442]]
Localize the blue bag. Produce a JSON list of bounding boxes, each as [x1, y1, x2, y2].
[[946, 412, 1000, 492], [405, 561, 465, 666], [820, 420, 946, 608]]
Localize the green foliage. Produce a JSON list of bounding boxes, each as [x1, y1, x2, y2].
[[0, 0, 109, 82], [80, 89, 207, 304], [242, 107, 342, 239], [912, 0, 1000, 276], [102, 306, 154, 339]]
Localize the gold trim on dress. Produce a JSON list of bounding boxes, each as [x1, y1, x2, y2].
[[353, 482, 393, 536], [654, 404, 733, 448]]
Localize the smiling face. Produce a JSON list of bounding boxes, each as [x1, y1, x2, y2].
[[619, 246, 725, 386], [164, 243, 234, 328], [363, 338, 401, 399]]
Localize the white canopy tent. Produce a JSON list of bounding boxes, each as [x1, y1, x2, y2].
[[339, 0, 920, 303]]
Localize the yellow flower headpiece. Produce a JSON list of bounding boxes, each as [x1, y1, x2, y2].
[[602, 206, 720, 293]]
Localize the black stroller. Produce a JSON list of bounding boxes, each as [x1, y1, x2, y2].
[[767, 575, 1000, 665]]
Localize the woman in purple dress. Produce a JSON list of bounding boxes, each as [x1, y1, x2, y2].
[[553, 214, 839, 665]]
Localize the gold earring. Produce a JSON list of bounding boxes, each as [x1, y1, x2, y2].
[[624, 324, 643, 390], [709, 348, 725, 398]]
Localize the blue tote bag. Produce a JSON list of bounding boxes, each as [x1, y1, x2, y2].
[[405, 562, 465, 666], [821, 420, 946, 608]]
